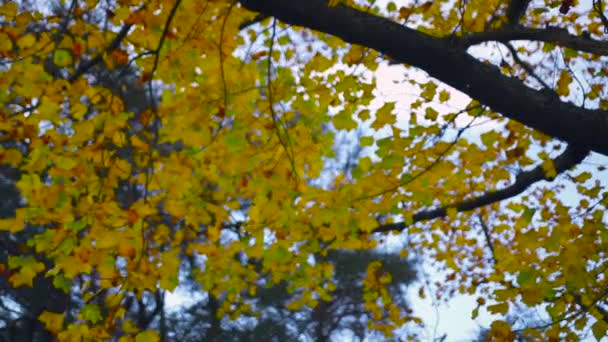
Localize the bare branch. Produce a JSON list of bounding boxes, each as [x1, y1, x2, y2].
[[460, 26, 608, 56], [503, 42, 552, 90], [373, 145, 589, 233], [478, 215, 497, 264]]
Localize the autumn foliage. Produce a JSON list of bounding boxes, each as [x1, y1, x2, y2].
[[1, 0, 608, 340]]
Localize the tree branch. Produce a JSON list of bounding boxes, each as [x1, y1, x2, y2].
[[69, 24, 132, 82], [460, 26, 608, 56], [506, 0, 531, 26], [239, 13, 270, 30], [239, 0, 608, 156], [503, 42, 552, 90], [477, 215, 497, 264], [373, 144, 588, 233]]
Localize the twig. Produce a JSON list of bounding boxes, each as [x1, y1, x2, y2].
[[504, 42, 552, 90], [477, 215, 497, 264], [69, 23, 133, 82], [374, 144, 588, 233]]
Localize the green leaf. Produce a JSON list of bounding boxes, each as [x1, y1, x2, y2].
[[67, 220, 87, 232], [53, 49, 72, 67], [136, 330, 160, 342], [360, 136, 374, 147], [572, 172, 592, 183], [400, 173, 413, 183], [55, 156, 78, 170], [564, 48, 578, 59], [517, 269, 535, 287], [277, 35, 290, 46], [52, 274, 73, 293], [522, 207, 536, 224], [471, 307, 479, 319], [81, 304, 102, 324], [592, 320, 608, 341], [224, 132, 246, 151], [480, 131, 500, 147], [358, 156, 372, 173], [542, 42, 556, 52], [371, 102, 395, 130], [264, 245, 292, 264], [333, 109, 357, 130]]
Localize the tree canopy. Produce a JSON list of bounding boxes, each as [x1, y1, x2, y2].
[[1, 0, 608, 340]]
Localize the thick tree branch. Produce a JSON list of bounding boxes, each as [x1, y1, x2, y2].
[[460, 26, 608, 55], [239, 0, 608, 156], [373, 144, 588, 233]]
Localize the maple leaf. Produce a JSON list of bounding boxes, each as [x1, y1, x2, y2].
[[39, 311, 65, 334]]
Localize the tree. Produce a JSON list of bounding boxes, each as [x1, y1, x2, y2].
[[1, 0, 608, 340]]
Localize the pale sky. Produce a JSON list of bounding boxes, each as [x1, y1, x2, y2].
[[373, 63, 496, 341]]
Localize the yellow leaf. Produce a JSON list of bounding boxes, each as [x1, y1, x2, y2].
[[0, 2, 18, 18], [305, 53, 333, 73], [159, 250, 180, 291], [135, 330, 160, 342], [8, 256, 45, 287], [371, 102, 395, 130], [39, 311, 65, 334], [55, 156, 79, 170], [541, 159, 556, 179], [446, 207, 458, 220], [71, 102, 89, 119], [489, 320, 514, 339], [487, 302, 509, 315], [358, 109, 370, 121], [399, 7, 412, 19], [0, 148, 23, 166], [420, 82, 437, 101], [424, 107, 438, 121], [122, 320, 139, 334], [0, 32, 13, 52], [556, 71, 572, 97], [113, 6, 131, 22], [333, 109, 357, 130], [17, 34, 36, 49]]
